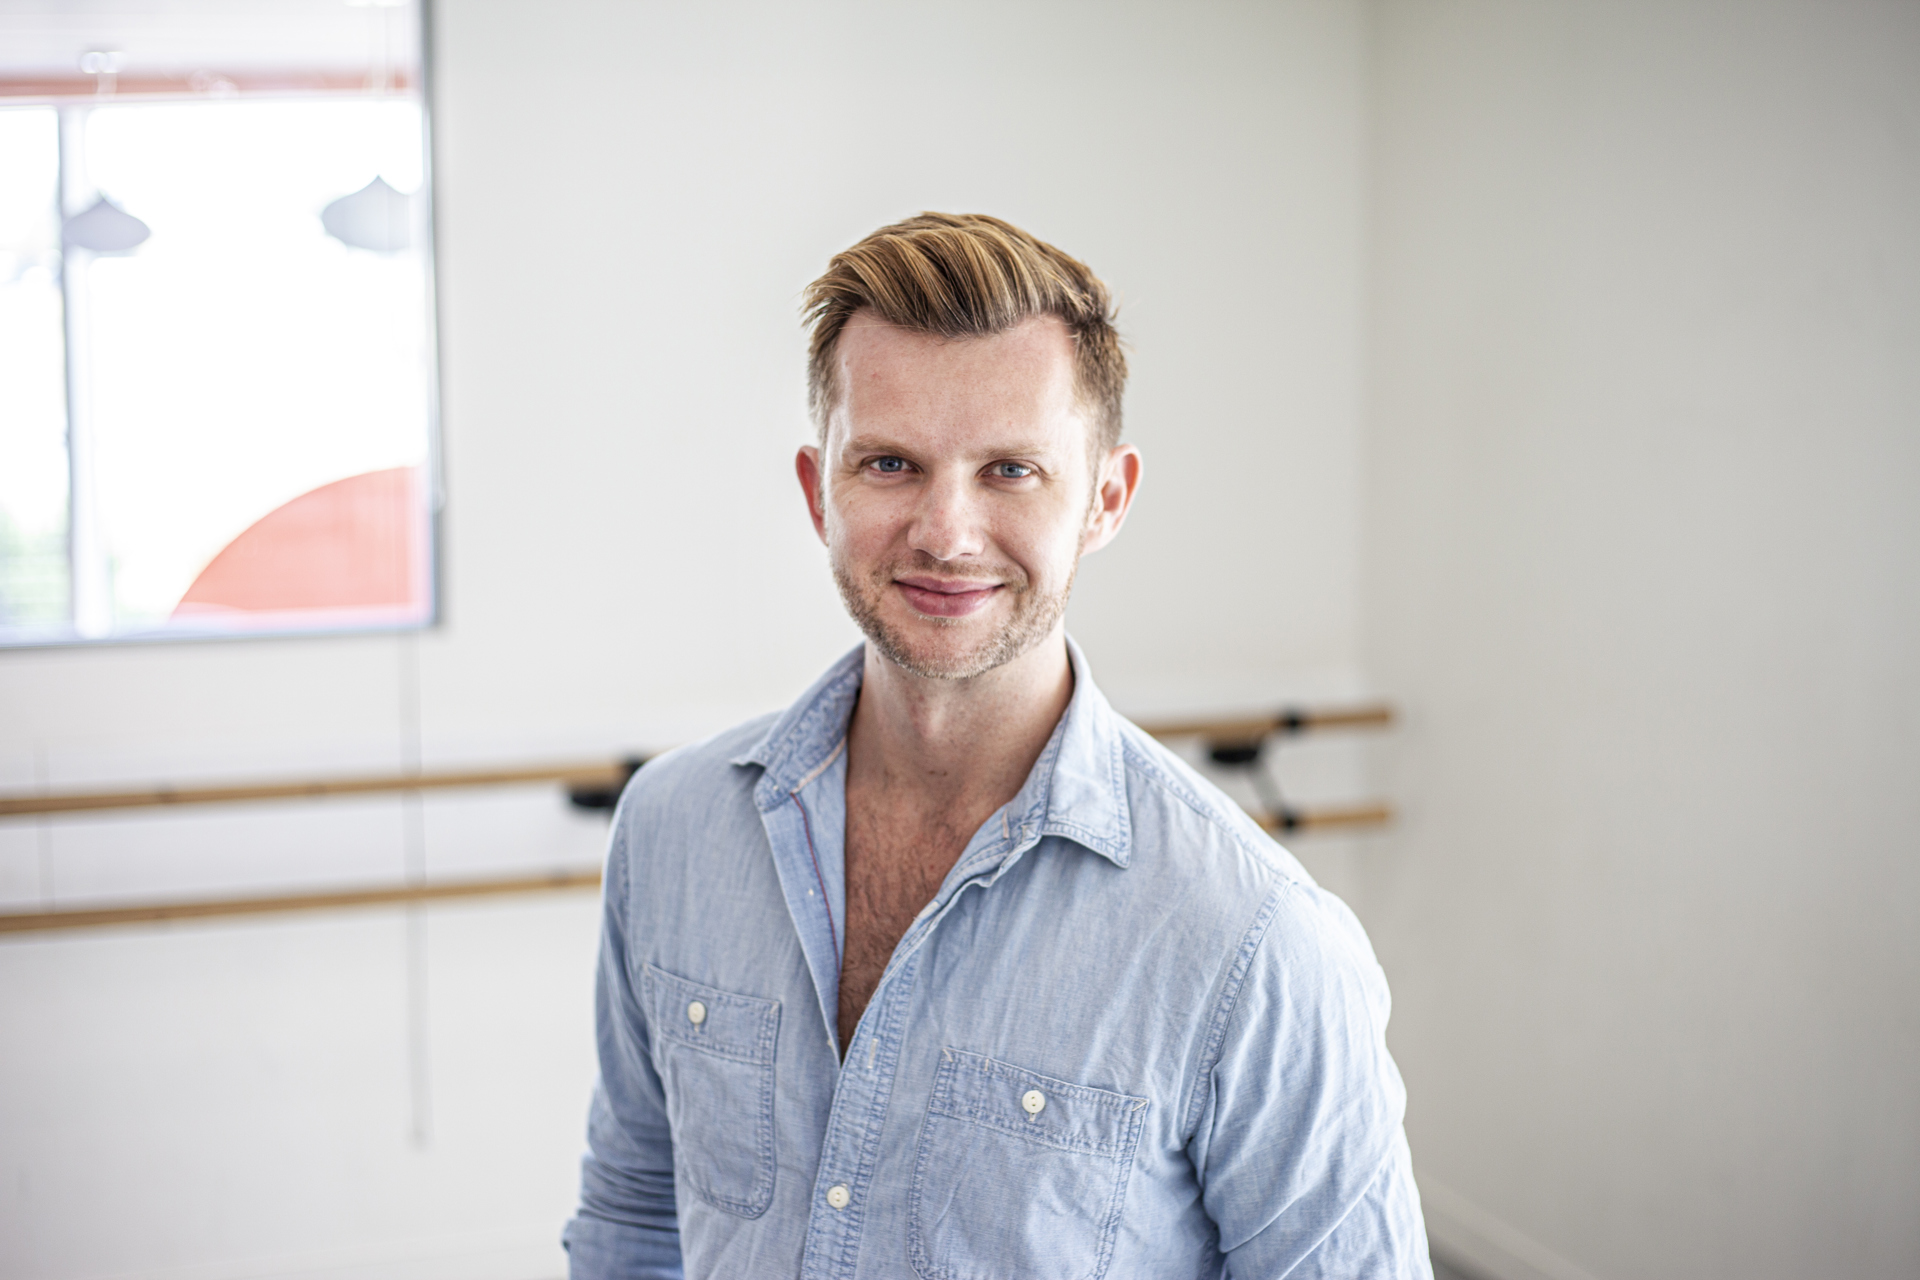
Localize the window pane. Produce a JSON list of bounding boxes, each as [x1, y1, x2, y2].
[[79, 97, 433, 635], [0, 106, 71, 637]]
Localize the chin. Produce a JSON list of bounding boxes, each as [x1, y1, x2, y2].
[[870, 601, 1072, 681], [872, 615, 1007, 681]]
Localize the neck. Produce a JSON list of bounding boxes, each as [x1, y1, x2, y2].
[[846, 629, 1075, 809]]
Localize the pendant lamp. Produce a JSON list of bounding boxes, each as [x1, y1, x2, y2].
[[63, 195, 150, 253], [321, 176, 412, 253]]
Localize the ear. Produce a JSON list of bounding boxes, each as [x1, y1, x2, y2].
[[1081, 443, 1143, 555], [795, 445, 829, 544]]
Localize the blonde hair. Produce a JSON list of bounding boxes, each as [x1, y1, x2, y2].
[[802, 212, 1126, 450]]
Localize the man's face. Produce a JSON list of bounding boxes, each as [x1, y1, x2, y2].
[[796, 313, 1136, 681]]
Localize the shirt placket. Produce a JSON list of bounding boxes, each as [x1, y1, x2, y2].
[[797, 949, 919, 1280], [797, 828, 1045, 1279]]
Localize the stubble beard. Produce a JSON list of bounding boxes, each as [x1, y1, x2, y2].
[[832, 550, 1077, 681]]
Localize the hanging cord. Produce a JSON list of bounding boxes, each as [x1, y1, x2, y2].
[[398, 634, 432, 1147]]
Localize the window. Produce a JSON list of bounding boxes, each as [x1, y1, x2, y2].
[[0, 0, 437, 645]]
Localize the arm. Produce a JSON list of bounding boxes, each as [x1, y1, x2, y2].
[[562, 813, 684, 1280], [1189, 884, 1431, 1279]]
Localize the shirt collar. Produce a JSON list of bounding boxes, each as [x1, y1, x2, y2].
[[734, 635, 1132, 868]]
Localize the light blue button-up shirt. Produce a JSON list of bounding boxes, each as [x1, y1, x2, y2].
[[564, 640, 1430, 1279]]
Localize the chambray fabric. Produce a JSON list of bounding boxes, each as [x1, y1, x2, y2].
[[563, 640, 1431, 1280]]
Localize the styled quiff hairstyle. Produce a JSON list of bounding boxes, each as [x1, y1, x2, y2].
[[802, 212, 1126, 451]]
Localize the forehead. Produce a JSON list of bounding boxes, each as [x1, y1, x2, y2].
[[831, 313, 1083, 448]]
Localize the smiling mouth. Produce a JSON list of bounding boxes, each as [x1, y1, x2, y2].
[[894, 576, 1002, 618]]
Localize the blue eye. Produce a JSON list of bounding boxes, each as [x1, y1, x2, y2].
[[871, 457, 907, 473], [995, 462, 1034, 479]]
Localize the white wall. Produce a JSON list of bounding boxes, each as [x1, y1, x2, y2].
[[19, 5, 1913, 1278], [1360, 2, 1920, 1277], [1, 0, 1371, 903], [0, 3, 1373, 1276]]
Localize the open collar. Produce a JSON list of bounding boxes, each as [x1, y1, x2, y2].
[[734, 636, 1132, 868]]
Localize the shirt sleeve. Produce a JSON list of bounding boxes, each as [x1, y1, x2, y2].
[[562, 811, 684, 1280], [1189, 882, 1431, 1279]]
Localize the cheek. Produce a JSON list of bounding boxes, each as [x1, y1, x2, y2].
[[998, 504, 1087, 579], [826, 489, 908, 557]]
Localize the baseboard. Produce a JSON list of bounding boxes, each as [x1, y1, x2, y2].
[[1419, 1173, 1601, 1280], [71, 1227, 564, 1280]]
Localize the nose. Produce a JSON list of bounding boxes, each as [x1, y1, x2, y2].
[[906, 469, 986, 563]]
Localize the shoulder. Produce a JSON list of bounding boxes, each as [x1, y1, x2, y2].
[[1110, 717, 1316, 889], [611, 711, 779, 837], [1109, 718, 1386, 1015], [1094, 720, 1397, 1146]]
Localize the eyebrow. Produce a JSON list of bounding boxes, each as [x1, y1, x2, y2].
[[839, 435, 1057, 459]]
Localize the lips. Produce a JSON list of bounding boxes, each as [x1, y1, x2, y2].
[[894, 575, 1002, 618]]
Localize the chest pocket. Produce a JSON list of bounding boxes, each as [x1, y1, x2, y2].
[[642, 963, 780, 1218], [908, 1048, 1147, 1280]]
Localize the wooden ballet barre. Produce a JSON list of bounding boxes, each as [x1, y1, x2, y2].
[[1256, 803, 1394, 834], [0, 702, 1394, 822], [0, 866, 604, 936], [1135, 702, 1395, 744], [0, 759, 644, 820], [0, 800, 1390, 936]]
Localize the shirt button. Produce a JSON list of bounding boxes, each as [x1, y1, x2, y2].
[[686, 1001, 707, 1026], [826, 1183, 851, 1209], [1022, 1089, 1046, 1117]]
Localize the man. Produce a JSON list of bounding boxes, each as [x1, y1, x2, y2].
[[564, 213, 1430, 1278]]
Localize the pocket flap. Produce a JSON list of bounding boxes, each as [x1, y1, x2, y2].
[[930, 1048, 1147, 1158], [642, 963, 780, 1065]]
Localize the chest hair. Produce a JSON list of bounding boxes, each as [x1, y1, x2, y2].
[[836, 796, 979, 1056]]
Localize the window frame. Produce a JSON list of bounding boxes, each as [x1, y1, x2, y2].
[[0, 0, 445, 651]]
